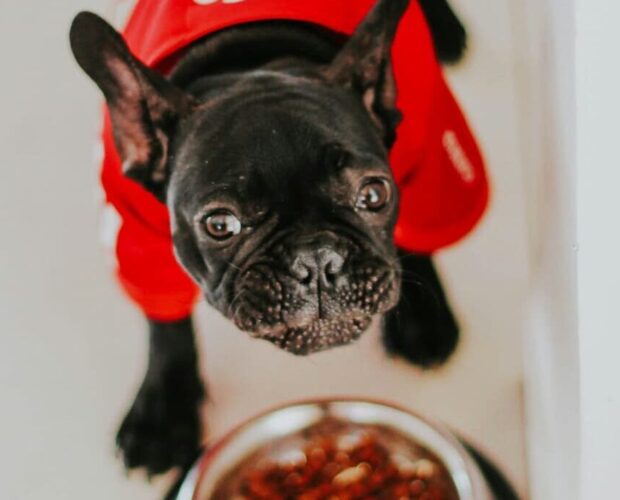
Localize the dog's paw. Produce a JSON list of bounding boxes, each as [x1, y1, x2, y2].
[[116, 371, 205, 476], [382, 292, 460, 368]]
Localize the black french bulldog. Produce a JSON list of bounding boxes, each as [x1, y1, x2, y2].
[[70, 0, 466, 476]]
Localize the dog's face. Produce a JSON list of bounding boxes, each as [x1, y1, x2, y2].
[[169, 74, 401, 353], [71, 0, 410, 354]]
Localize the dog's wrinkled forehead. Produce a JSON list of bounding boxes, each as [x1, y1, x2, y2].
[[170, 74, 389, 214]]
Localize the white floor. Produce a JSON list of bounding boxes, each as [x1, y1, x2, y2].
[[0, 1, 532, 498]]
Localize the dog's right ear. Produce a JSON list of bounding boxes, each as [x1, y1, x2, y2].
[[70, 12, 195, 199]]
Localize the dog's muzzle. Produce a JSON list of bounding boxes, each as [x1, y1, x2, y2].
[[230, 235, 400, 355]]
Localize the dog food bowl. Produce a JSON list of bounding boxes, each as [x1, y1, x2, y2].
[[175, 399, 494, 499]]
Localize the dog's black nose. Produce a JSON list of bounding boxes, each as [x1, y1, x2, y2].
[[291, 248, 345, 288]]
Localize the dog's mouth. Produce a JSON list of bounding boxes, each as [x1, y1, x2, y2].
[[261, 315, 374, 355], [230, 259, 400, 355]]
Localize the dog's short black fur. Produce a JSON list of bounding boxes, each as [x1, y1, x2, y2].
[[70, 0, 466, 477]]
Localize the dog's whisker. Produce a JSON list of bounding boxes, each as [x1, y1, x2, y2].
[[400, 279, 424, 287], [227, 288, 247, 316], [394, 252, 423, 261], [224, 259, 242, 272]]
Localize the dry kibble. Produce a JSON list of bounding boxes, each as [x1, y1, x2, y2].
[[284, 472, 303, 488], [357, 462, 372, 474], [335, 451, 350, 464], [399, 460, 419, 478], [332, 464, 369, 487], [309, 447, 327, 465], [415, 459, 437, 479], [411, 479, 426, 494], [323, 461, 342, 476], [211, 420, 459, 499]]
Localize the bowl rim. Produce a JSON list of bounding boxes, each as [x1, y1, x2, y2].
[[177, 397, 492, 500]]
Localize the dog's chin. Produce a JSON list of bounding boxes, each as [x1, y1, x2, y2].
[[257, 314, 374, 355]]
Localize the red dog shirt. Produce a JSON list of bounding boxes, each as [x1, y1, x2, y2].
[[100, 0, 490, 321]]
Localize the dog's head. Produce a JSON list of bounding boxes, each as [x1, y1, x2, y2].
[[70, 0, 409, 354]]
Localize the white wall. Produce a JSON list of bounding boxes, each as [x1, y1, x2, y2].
[[576, 1, 620, 497], [522, 0, 620, 498], [519, 0, 582, 499]]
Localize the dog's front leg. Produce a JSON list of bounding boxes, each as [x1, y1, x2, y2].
[[382, 251, 460, 367], [116, 317, 205, 475]]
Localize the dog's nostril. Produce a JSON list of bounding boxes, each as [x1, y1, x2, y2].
[[323, 268, 337, 285], [291, 258, 314, 285], [298, 266, 314, 286], [322, 252, 344, 285]]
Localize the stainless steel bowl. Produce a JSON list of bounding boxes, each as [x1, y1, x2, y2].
[[177, 399, 493, 500]]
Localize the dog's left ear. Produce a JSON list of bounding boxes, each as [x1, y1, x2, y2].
[[324, 0, 410, 147], [70, 12, 195, 199]]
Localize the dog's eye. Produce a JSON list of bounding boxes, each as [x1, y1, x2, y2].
[[356, 179, 390, 211], [203, 210, 242, 240]]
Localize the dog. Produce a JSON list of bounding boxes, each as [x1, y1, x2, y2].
[[70, 0, 488, 476]]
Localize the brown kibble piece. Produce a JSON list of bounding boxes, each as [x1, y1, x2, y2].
[[332, 465, 369, 488], [415, 459, 437, 479], [410, 479, 426, 494]]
